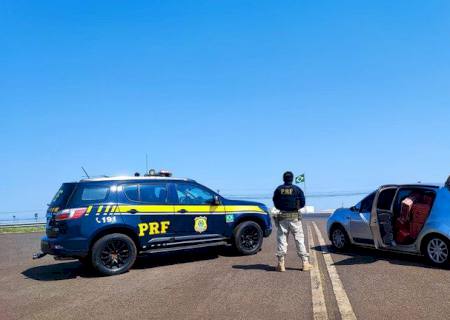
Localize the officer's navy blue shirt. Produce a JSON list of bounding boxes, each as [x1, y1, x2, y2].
[[273, 183, 305, 212]]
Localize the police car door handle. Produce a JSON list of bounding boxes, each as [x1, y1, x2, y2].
[[178, 209, 188, 213], [128, 209, 138, 214]]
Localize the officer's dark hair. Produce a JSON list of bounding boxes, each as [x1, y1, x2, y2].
[[446, 175, 450, 188], [283, 171, 294, 184]]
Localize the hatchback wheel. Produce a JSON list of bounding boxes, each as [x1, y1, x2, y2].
[[424, 235, 449, 266], [233, 221, 263, 255], [91, 233, 137, 276], [330, 226, 349, 251]]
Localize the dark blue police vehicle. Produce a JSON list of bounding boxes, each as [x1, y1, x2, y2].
[[34, 171, 272, 276]]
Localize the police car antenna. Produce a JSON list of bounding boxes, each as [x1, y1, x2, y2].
[[81, 166, 90, 179]]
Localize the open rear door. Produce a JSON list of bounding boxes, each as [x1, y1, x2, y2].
[[370, 186, 398, 249]]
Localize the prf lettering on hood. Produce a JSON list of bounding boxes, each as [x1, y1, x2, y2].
[[138, 221, 170, 236]]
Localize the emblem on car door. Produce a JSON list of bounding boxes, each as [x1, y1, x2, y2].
[[194, 216, 208, 233]]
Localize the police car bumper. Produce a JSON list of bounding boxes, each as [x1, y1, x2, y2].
[[39, 236, 89, 258]]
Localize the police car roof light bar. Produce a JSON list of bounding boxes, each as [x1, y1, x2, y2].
[[159, 170, 172, 177], [144, 169, 172, 177]]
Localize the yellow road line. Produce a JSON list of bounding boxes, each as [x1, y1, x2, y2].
[[312, 222, 357, 320], [307, 223, 328, 320]]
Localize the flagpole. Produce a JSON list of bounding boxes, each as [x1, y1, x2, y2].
[[303, 174, 306, 199]]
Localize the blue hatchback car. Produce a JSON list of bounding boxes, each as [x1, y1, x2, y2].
[[327, 176, 450, 267], [36, 172, 272, 276]]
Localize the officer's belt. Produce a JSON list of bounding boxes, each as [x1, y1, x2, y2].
[[278, 211, 300, 220]]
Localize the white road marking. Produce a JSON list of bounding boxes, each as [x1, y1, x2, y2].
[[312, 222, 357, 320], [307, 224, 328, 320]]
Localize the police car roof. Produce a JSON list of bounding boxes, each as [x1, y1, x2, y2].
[[79, 176, 194, 183]]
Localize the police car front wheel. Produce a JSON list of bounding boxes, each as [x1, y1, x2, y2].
[[233, 221, 263, 255], [91, 233, 137, 276]]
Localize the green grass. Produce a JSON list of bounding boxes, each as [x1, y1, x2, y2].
[[0, 225, 45, 234]]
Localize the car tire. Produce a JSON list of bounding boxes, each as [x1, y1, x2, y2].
[[91, 233, 137, 276], [422, 235, 450, 267], [233, 221, 263, 255], [330, 225, 350, 251]]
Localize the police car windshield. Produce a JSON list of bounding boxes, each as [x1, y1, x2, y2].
[[49, 183, 76, 208]]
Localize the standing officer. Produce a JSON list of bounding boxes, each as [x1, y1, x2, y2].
[[272, 171, 312, 272]]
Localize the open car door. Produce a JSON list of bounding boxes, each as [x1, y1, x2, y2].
[[370, 186, 398, 249]]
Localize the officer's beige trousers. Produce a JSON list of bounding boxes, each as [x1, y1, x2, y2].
[[276, 218, 309, 262]]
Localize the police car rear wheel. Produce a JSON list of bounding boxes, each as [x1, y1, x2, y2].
[[233, 221, 263, 255], [91, 233, 137, 276]]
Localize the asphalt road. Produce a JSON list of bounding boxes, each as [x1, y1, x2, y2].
[[1, 218, 449, 320]]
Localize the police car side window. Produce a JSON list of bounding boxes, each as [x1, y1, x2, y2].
[[82, 187, 109, 201], [124, 185, 139, 202], [140, 184, 168, 204], [176, 184, 214, 205], [123, 183, 168, 204], [68, 185, 110, 206]]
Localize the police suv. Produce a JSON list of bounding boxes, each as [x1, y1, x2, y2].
[[35, 171, 272, 276]]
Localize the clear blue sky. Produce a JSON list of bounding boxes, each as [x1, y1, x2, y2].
[[1, 1, 450, 215]]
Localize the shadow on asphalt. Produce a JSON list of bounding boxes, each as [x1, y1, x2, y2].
[[232, 264, 301, 272], [22, 261, 98, 281], [22, 246, 237, 281], [311, 245, 446, 270]]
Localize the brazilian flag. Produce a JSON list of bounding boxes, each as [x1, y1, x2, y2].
[[295, 174, 305, 184]]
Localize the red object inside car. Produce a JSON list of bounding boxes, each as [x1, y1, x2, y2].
[[395, 193, 433, 244], [409, 203, 432, 239], [395, 195, 417, 244]]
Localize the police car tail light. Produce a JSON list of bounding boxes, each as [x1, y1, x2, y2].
[[55, 208, 87, 221]]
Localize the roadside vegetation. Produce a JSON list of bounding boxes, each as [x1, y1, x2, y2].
[[0, 225, 45, 234]]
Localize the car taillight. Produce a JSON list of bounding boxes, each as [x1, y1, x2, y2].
[[55, 208, 87, 221]]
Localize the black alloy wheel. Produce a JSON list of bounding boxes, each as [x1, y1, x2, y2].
[[234, 221, 263, 255], [91, 233, 137, 276]]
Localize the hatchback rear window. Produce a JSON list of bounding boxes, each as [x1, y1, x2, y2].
[[68, 184, 110, 206]]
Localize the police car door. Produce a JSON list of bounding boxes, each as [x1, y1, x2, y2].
[[119, 182, 175, 248], [173, 182, 227, 239]]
